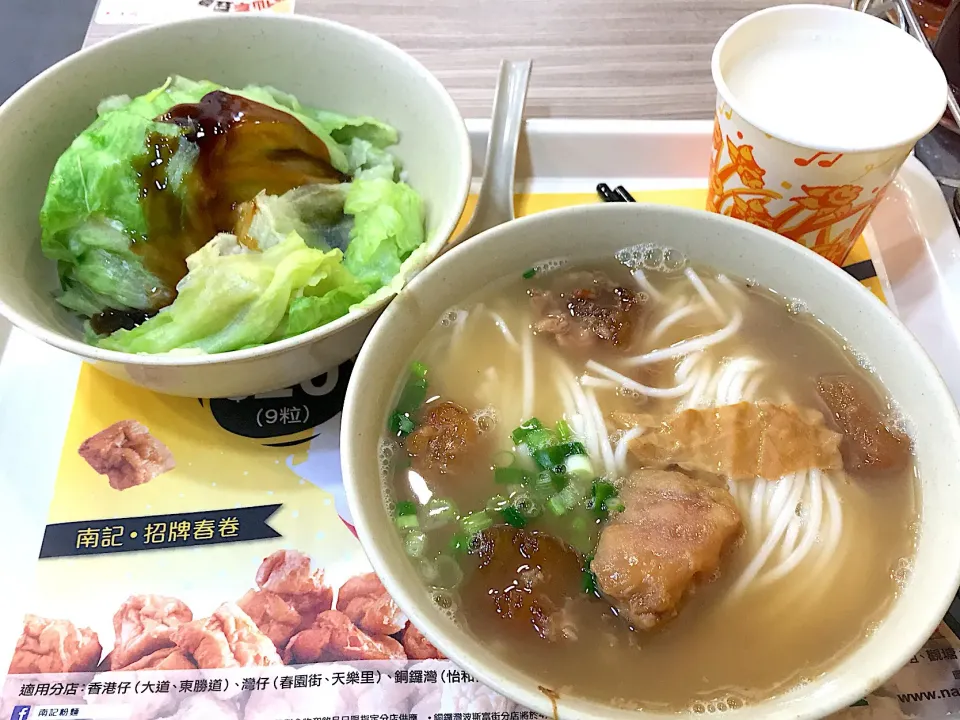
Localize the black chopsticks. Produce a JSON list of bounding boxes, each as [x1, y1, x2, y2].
[[597, 183, 636, 203]]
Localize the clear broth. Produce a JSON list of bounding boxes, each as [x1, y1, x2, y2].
[[381, 257, 918, 711]]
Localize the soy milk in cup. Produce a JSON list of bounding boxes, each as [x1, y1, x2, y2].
[[708, 4, 948, 265]]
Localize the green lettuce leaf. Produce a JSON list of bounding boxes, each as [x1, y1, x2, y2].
[[245, 84, 398, 148], [246, 184, 351, 251], [98, 232, 364, 354], [343, 178, 425, 285], [42, 76, 424, 351], [96, 76, 221, 122], [269, 259, 375, 341], [40, 76, 405, 318], [39, 111, 176, 312], [94, 172, 427, 353]]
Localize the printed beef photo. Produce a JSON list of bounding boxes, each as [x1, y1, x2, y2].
[[237, 588, 303, 650], [283, 609, 406, 664], [238, 549, 334, 651], [8, 615, 102, 674], [401, 621, 446, 660], [110, 594, 195, 671], [336, 572, 408, 636], [173, 602, 282, 668], [78, 419, 175, 491]]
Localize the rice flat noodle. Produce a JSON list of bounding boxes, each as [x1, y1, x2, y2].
[[381, 257, 916, 710]]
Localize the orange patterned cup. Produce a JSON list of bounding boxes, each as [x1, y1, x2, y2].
[[708, 5, 948, 265]]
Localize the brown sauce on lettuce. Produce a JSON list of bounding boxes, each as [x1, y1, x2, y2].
[[92, 91, 346, 334]]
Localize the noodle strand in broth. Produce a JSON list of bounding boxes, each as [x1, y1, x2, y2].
[[380, 248, 917, 710]]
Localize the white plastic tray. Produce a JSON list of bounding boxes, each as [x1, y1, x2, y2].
[[1, 119, 958, 685]]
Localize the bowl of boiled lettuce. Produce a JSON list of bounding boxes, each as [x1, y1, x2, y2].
[[0, 14, 471, 397]]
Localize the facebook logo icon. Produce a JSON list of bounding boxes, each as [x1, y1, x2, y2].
[[11, 707, 30, 720]]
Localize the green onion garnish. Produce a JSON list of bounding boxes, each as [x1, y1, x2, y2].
[[411, 361, 428, 378], [396, 514, 419, 530], [511, 418, 544, 445], [555, 418, 574, 441], [388, 362, 430, 435], [564, 454, 594, 480], [491, 450, 517, 467], [522, 268, 537, 279], [523, 428, 556, 452], [510, 489, 542, 518], [494, 466, 534, 485], [486, 494, 509, 512], [535, 470, 558, 494], [388, 412, 416, 436], [404, 530, 427, 558], [396, 501, 417, 516], [592, 481, 617, 508], [582, 568, 599, 596], [449, 531, 473, 554], [548, 478, 591, 516], [423, 497, 458, 530], [395, 378, 428, 415], [532, 441, 588, 470], [500, 506, 527, 528], [548, 495, 569, 516], [604, 498, 626, 515], [461, 510, 494, 535]]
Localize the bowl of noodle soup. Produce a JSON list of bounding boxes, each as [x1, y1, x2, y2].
[[341, 203, 960, 719]]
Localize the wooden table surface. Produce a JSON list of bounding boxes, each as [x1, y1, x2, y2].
[[83, 0, 847, 120]]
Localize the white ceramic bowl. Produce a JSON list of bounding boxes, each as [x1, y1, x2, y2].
[[342, 204, 960, 720], [0, 15, 470, 397]]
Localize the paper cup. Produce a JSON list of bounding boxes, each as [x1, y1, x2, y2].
[[708, 5, 948, 265]]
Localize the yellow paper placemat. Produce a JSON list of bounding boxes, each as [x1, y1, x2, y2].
[[455, 189, 885, 303]]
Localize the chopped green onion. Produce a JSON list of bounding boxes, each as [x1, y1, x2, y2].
[[404, 530, 427, 557], [564, 454, 594, 481], [486, 494, 509, 512], [418, 558, 440, 584], [582, 568, 599, 595], [549, 478, 591, 516], [432, 555, 465, 588], [550, 469, 569, 491], [510, 489, 542, 518], [522, 268, 537, 279], [423, 497, 458, 530], [396, 501, 418, 516], [548, 495, 569, 516], [555, 419, 574, 442], [604, 498, 626, 514], [396, 514, 419, 530], [491, 450, 516, 467], [523, 428, 556, 452], [500, 506, 527, 528], [535, 470, 558, 494], [531, 449, 556, 470], [494, 466, 534, 485], [449, 531, 473, 554], [395, 378, 428, 415], [411, 361, 428, 379], [388, 412, 416, 436], [559, 441, 587, 457], [389, 365, 430, 436], [461, 510, 494, 535], [592, 481, 618, 508], [532, 441, 588, 470], [511, 418, 545, 446]]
